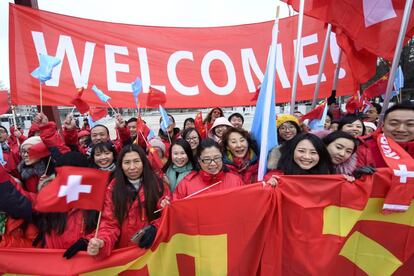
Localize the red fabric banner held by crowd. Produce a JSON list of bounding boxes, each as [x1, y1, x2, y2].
[[9, 4, 357, 108], [2, 169, 414, 275]]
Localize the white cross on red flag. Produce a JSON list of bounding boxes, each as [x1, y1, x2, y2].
[[285, 0, 414, 82], [35, 166, 109, 212]]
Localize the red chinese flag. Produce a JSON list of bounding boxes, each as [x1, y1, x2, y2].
[[70, 87, 90, 114], [35, 166, 109, 212], [144, 86, 167, 108], [194, 112, 207, 139], [0, 90, 9, 115], [89, 106, 108, 121], [362, 72, 390, 99], [345, 93, 363, 114], [147, 146, 164, 172], [28, 141, 50, 161], [300, 102, 326, 122]]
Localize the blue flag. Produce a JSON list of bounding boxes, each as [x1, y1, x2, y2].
[[308, 102, 328, 131], [392, 66, 404, 98], [31, 54, 61, 83], [159, 105, 172, 132], [250, 20, 279, 181], [87, 115, 96, 128], [92, 85, 111, 103], [131, 77, 142, 106]]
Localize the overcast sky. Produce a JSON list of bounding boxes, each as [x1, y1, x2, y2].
[[0, 0, 290, 88]]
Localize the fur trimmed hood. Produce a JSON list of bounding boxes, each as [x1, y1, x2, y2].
[[333, 153, 358, 176], [267, 146, 282, 170]]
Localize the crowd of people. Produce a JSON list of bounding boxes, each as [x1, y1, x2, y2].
[[1, 100, 414, 260]]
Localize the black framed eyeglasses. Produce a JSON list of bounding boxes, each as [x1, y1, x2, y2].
[[199, 156, 222, 165]]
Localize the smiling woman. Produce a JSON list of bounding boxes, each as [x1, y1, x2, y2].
[[172, 139, 245, 199], [265, 133, 334, 181], [222, 127, 259, 183]]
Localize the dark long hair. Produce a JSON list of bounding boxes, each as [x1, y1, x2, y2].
[[163, 139, 197, 172], [203, 107, 224, 124], [322, 131, 359, 154], [277, 133, 333, 175], [112, 144, 164, 225], [221, 127, 258, 157]]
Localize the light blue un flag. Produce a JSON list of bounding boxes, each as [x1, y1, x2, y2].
[[250, 19, 279, 181]]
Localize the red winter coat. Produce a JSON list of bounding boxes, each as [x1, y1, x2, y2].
[[0, 174, 37, 248], [225, 163, 258, 184], [173, 170, 244, 200], [95, 178, 169, 258], [356, 132, 414, 168], [43, 209, 91, 249], [0, 218, 38, 248]]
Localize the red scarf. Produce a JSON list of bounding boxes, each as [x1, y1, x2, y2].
[[199, 170, 225, 184], [377, 133, 414, 214]]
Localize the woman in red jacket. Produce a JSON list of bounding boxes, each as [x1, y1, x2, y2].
[[33, 152, 100, 258], [265, 133, 334, 185], [222, 127, 259, 183], [87, 144, 169, 258], [173, 139, 245, 200]]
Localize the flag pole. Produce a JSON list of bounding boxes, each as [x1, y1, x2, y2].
[[332, 49, 343, 91], [94, 211, 102, 238], [106, 101, 118, 115], [39, 82, 43, 114], [379, 0, 413, 123], [311, 24, 332, 109], [289, 0, 305, 114], [11, 106, 20, 147], [153, 180, 223, 214]]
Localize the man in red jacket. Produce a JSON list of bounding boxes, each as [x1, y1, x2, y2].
[[357, 102, 414, 168]]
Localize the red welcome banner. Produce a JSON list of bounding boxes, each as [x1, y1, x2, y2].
[[1, 169, 414, 275], [9, 4, 356, 108]]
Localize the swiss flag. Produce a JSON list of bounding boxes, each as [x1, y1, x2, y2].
[[70, 87, 90, 114], [286, 0, 414, 61], [89, 106, 108, 121], [35, 166, 109, 212]]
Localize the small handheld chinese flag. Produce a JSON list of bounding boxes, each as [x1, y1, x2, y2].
[[35, 166, 109, 212], [70, 87, 90, 114], [194, 112, 207, 139]]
